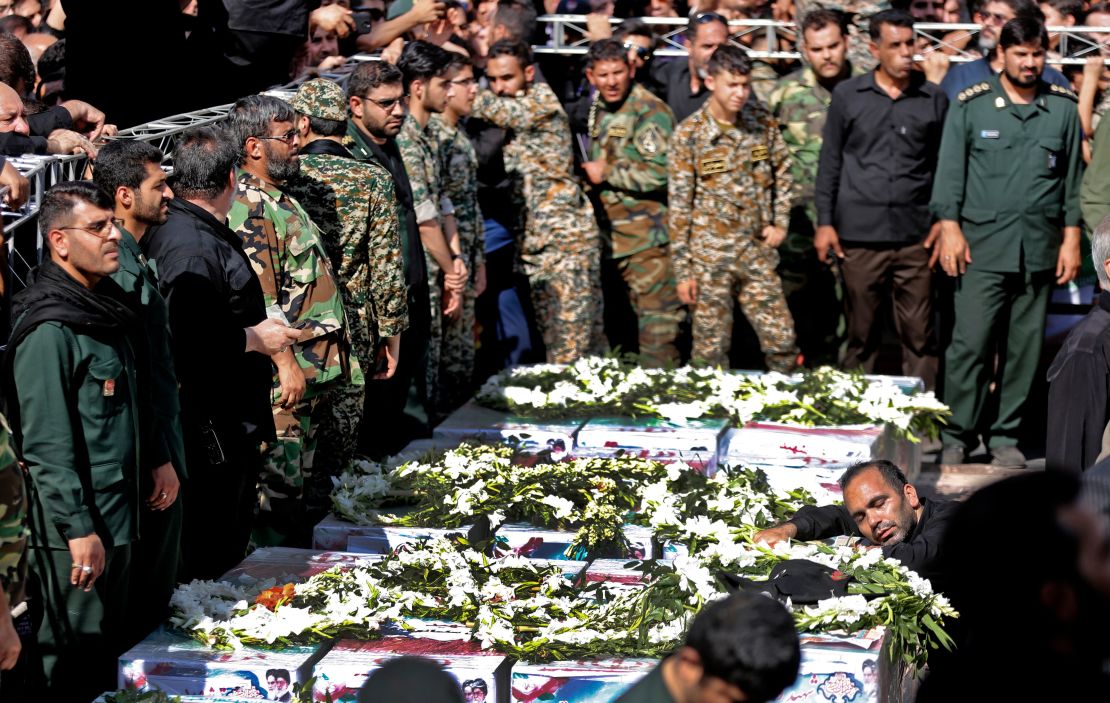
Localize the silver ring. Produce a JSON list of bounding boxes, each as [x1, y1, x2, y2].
[[81, 565, 93, 574], [159, 491, 167, 499]]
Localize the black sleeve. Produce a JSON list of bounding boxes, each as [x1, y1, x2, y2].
[[881, 502, 953, 579], [1046, 351, 1109, 474], [815, 87, 847, 228], [788, 504, 859, 540], [0, 132, 48, 156], [27, 105, 73, 136]]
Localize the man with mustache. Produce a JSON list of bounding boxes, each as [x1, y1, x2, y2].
[[227, 95, 361, 547], [814, 9, 948, 389], [769, 9, 858, 367], [754, 461, 957, 589], [931, 16, 1083, 468]]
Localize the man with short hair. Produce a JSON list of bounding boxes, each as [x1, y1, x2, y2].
[[793, 0, 886, 71], [669, 44, 798, 372], [91, 139, 188, 642], [769, 9, 855, 367], [227, 95, 361, 546], [429, 55, 485, 412], [614, 591, 800, 703], [939, 0, 1072, 98], [932, 16, 1084, 467], [4, 181, 139, 700], [489, 0, 537, 44], [754, 461, 958, 588], [470, 39, 606, 363], [651, 12, 729, 123], [397, 41, 466, 418], [1046, 216, 1110, 474], [143, 127, 299, 580], [286, 78, 409, 507], [815, 10, 947, 387], [346, 61, 433, 458], [580, 38, 682, 367]]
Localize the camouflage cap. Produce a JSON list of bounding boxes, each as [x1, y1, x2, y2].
[[290, 78, 348, 122]]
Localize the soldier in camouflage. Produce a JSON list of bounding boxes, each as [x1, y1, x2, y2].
[[471, 39, 606, 363], [794, 0, 890, 71], [286, 79, 409, 519], [669, 44, 798, 372], [0, 414, 26, 671], [226, 95, 362, 547], [580, 39, 682, 367], [396, 41, 467, 420], [768, 9, 856, 366], [429, 54, 485, 412]]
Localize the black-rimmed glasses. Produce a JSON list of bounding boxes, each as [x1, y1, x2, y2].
[[257, 128, 298, 144], [364, 94, 408, 111]]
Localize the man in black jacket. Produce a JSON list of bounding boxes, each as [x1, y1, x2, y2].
[[754, 460, 957, 590], [0, 80, 112, 158], [142, 126, 298, 580]]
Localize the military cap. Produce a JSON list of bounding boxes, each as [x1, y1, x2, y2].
[[290, 78, 348, 122]]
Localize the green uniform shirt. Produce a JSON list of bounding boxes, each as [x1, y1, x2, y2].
[[930, 76, 1084, 273], [111, 227, 187, 479], [614, 661, 675, 703], [14, 322, 140, 549], [589, 83, 675, 259], [0, 415, 27, 607]]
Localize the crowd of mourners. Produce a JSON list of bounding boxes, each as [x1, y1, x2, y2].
[[0, 0, 1107, 700]]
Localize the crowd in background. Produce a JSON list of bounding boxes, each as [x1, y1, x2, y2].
[[0, 0, 1105, 700]]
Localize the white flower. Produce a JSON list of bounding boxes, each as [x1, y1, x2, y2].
[[538, 495, 576, 520]]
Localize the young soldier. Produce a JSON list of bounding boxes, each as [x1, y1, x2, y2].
[[581, 38, 682, 367], [669, 44, 798, 372]]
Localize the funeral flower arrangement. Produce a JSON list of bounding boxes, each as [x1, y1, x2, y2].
[[329, 444, 814, 560], [170, 533, 955, 671], [476, 358, 950, 440]]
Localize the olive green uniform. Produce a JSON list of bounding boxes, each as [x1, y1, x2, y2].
[[930, 77, 1084, 451]]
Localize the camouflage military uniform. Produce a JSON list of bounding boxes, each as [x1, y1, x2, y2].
[[669, 100, 799, 372], [471, 83, 606, 363], [228, 169, 362, 545], [397, 113, 451, 413], [589, 83, 683, 367], [0, 415, 27, 610], [287, 142, 409, 507], [768, 64, 853, 366], [428, 114, 482, 412], [794, 0, 890, 71]]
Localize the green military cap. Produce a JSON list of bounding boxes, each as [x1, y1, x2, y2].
[[387, 0, 412, 20], [290, 78, 348, 122]]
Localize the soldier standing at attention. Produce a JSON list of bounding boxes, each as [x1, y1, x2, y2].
[[669, 44, 798, 373], [769, 9, 855, 367], [396, 40, 466, 420], [931, 16, 1083, 467], [580, 38, 683, 368], [429, 54, 485, 413], [471, 39, 606, 364], [286, 78, 409, 526], [227, 95, 361, 546]]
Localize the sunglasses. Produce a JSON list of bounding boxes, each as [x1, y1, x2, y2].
[[623, 42, 653, 60], [694, 11, 728, 24], [257, 128, 298, 144], [363, 93, 408, 110]]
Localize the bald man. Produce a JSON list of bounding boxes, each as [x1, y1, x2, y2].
[[0, 82, 110, 158]]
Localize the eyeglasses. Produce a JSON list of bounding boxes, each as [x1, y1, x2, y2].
[[58, 217, 123, 239], [980, 10, 1011, 25], [623, 42, 653, 60], [256, 128, 298, 145], [363, 93, 407, 110], [449, 76, 477, 87]]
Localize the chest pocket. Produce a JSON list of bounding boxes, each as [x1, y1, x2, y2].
[[970, 135, 1012, 176], [1039, 137, 1065, 177], [86, 358, 126, 420], [285, 223, 326, 286]]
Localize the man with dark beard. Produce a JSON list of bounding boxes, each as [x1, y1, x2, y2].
[[227, 95, 360, 547], [754, 461, 957, 590]]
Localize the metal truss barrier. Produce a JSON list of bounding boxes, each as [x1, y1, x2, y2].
[[536, 14, 1110, 64]]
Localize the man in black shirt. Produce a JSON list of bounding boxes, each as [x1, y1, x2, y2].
[[754, 460, 957, 590], [142, 127, 299, 580], [814, 10, 948, 389], [651, 12, 728, 124]]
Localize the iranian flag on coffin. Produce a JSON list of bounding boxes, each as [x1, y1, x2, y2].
[[219, 546, 384, 583], [575, 416, 729, 455], [580, 559, 654, 586], [434, 401, 584, 455], [118, 628, 328, 699], [312, 637, 510, 703], [775, 630, 903, 703], [510, 658, 657, 703], [569, 445, 718, 477]]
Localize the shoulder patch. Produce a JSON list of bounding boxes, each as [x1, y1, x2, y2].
[[1049, 83, 1079, 101], [634, 122, 665, 157], [958, 81, 993, 103]]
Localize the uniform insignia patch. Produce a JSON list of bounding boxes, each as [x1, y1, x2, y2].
[[634, 123, 664, 156], [750, 145, 769, 161], [700, 158, 728, 175], [980, 130, 999, 138], [607, 124, 630, 139], [995, 96, 1006, 108]]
